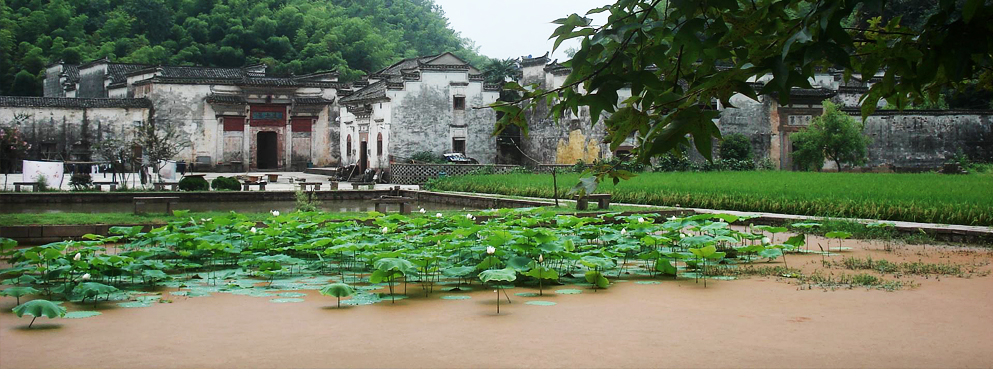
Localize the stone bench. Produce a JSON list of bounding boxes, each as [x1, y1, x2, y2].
[[134, 196, 180, 214], [93, 181, 118, 191], [574, 193, 612, 210], [242, 181, 267, 191], [153, 182, 178, 191], [298, 182, 322, 191], [13, 182, 40, 192], [374, 196, 414, 214], [351, 182, 375, 190]]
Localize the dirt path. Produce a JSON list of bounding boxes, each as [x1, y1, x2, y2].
[[2, 238, 992, 369]]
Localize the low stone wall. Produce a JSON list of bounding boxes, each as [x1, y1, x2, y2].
[[389, 163, 522, 185], [0, 190, 393, 204], [403, 190, 552, 209]]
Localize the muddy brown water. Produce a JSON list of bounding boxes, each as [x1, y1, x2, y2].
[[1, 236, 992, 368]]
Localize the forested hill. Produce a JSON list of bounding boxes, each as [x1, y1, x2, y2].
[[0, 0, 489, 96]]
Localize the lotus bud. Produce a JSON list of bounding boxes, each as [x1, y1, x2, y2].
[[73, 253, 81, 261], [638, 217, 645, 223], [436, 213, 443, 218], [538, 254, 544, 263], [81, 273, 91, 280], [382, 226, 389, 234], [486, 246, 496, 255], [419, 208, 426, 214], [250, 227, 257, 234], [621, 228, 627, 235]]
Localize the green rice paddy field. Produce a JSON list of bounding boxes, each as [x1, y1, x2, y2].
[[428, 171, 993, 226]]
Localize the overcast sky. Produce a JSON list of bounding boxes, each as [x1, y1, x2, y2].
[[433, 0, 610, 60]]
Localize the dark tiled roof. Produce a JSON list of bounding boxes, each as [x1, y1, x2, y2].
[[294, 97, 334, 105], [107, 64, 150, 84], [375, 54, 440, 76], [790, 88, 837, 97], [0, 96, 152, 109], [62, 65, 79, 82], [155, 65, 246, 79], [340, 80, 388, 104], [205, 94, 246, 104]]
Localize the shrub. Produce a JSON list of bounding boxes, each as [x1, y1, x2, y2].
[[410, 151, 446, 164], [211, 176, 241, 191], [593, 157, 646, 173], [178, 176, 209, 191], [34, 175, 50, 192], [719, 133, 753, 161], [69, 173, 92, 191], [295, 190, 321, 212], [654, 153, 694, 172]]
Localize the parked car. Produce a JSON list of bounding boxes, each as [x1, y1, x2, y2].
[[444, 153, 478, 164]]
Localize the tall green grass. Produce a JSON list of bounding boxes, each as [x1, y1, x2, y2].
[[428, 171, 993, 226]]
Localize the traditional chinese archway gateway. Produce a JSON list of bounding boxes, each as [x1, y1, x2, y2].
[[249, 104, 287, 170]]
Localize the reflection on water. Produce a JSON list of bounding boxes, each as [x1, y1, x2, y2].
[[2, 200, 478, 214]]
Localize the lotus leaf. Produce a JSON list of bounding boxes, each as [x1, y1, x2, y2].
[[74, 282, 119, 303], [478, 268, 517, 284], [12, 299, 66, 328], [320, 283, 355, 308], [0, 286, 40, 304]]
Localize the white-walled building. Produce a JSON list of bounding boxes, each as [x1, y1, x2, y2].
[[338, 52, 500, 171]]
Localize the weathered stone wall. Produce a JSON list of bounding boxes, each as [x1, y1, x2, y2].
[[0, 106, 149, 162], [146, 84, 216, 165], [716, 95, 774, 162], [857, 110, 993, 169], [77, 64, 108, 98], [389, 72, 498, 165]]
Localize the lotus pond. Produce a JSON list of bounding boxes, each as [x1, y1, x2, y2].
[[1, 207, 911, 323]]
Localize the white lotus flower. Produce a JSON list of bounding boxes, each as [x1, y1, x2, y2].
[[271, 210, 280, 217], [486, 246, 496, 255], [466, 213, 474, 219], [81, 273, 91, 280], [621, 228, 628, 235], [419, 208, 426, 214], [250, 227, 257, 234], [382, 226, 389, 234], [762, 237, 771, 244], [436, 213, 443, 218], [538, 254, 544, 263], [668, 216, 678, 221], [73, 253, 81, 261], [638, 217, 645, 223]]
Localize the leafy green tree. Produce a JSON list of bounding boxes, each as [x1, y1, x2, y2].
[[10, 70, 39, 96], [493, 0, 993, 181], [791, 101, 872, 171], [1, 0, 485, 94], [718, 133, 753, 161]]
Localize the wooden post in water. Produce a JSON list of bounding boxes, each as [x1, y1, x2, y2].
[[552, 167, 559, 207]]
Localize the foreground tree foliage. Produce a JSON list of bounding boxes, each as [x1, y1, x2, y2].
[[493, 0, 993, 180], [791, 101, 872, 171], [0, 0, 485, 94]]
